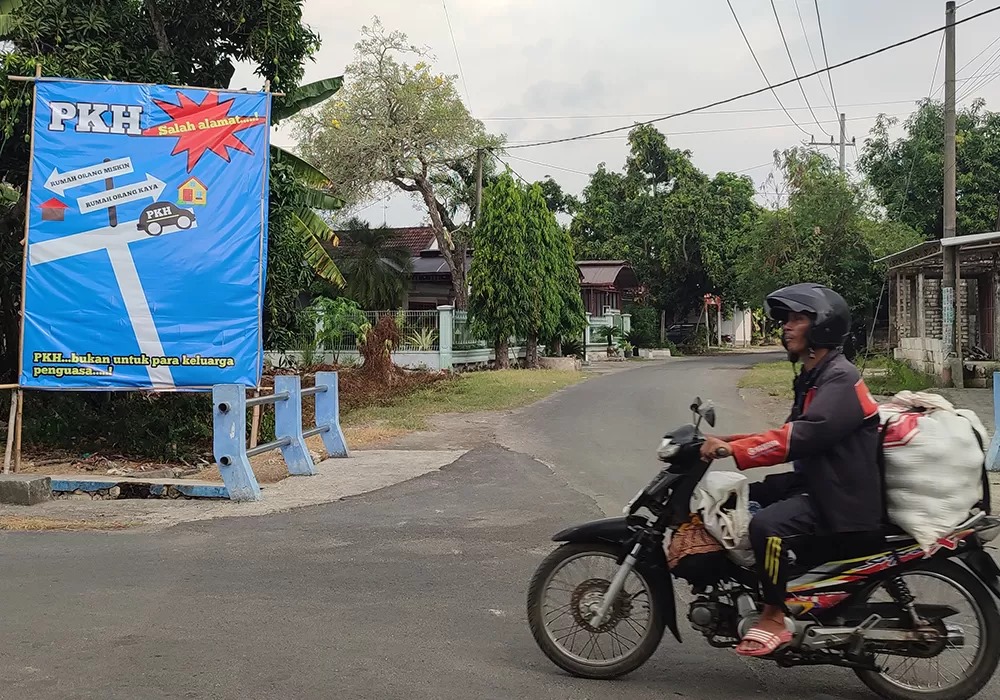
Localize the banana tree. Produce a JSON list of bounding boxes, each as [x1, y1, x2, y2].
[[270, 77, 347, 287], [0, 0, 22, 38]]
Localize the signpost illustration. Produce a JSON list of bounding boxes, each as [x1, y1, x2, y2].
[[19, 78, 271, 390]]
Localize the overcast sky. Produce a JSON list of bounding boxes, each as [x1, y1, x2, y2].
[[233, 0, 1000, 228]]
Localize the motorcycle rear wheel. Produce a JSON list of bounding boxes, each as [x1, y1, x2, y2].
[[853, 559, 1000, 700], [526, 542, 666, 679]]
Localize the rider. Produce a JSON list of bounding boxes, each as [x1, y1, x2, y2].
[[700, 282, 882, 658]]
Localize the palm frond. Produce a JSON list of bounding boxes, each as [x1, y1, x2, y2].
[[298, 185, 344, 212], [272, 76, 344, 124], [0, 0, 22, 38], [290, 207, 345, 287], [271, 145, 331, 189]]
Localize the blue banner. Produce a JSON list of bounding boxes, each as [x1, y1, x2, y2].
[[19, 78, 271, 390]]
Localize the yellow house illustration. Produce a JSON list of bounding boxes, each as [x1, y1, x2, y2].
[[178, 177, 207, 206]]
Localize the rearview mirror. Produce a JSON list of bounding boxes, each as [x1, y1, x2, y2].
[[704, 407, 716, 428]]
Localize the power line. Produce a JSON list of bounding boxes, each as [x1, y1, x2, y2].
[[931, 33, 1000, 97], [897, 30, 946, 221], [441, 0, 472, 111], [478, 99, 926, 122], [505, 3, 1000, 150], [505, 154, 591, 176], [726, 0, 811, 136], [794, 0, 836, 113], [487, 150, 530, 185], [502, 111, 906, 144], [771, 0, 832, 135], [813, 0, 841, 115]]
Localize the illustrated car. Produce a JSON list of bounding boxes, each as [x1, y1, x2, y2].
[[138, 201, 195, 236]]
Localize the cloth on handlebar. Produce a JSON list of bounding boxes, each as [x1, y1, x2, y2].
[[691, 471, 755, 567], [878, 391, 988, 552]]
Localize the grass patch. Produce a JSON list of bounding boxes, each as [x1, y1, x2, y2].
[[738, 361, 796, 400], [342, 369, 587, 434], [0, 516, 133, 531], [738, 355, 935, 400]]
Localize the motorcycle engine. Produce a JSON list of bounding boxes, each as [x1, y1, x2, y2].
[[688, 598, 738, 642]]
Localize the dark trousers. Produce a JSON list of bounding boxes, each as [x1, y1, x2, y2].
[[748, 473, 820, 607]]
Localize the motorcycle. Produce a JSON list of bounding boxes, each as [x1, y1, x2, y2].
[[526, 398, 1000, 700]]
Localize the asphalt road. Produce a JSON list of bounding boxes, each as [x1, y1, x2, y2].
[[500, 352, 791, 514], [2, 353, 998, 699]]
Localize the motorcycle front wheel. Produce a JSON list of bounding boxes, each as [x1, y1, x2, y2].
[[854, 558, 1000, 700], [526, 542, 666, 679]]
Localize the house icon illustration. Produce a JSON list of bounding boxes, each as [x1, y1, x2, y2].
[[178, 177, 207, 206], [40, 197, 69, 222]]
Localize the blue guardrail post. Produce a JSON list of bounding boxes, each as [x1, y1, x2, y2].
[[212, 384, 261, 501], [315, 370, 350, 458], [987, 371, 1000, 473], [274, 375, 316, 476]]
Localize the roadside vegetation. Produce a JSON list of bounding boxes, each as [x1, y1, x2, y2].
[[738, 355, 935, 401]]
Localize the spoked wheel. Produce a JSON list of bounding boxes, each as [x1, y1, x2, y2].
[[854, 559, 1000, 700], [527, 542, 665, 679]]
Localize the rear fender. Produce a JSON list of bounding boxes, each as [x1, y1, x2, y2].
[[959, 548, 1000, 599], [552, 516, 681, 643]]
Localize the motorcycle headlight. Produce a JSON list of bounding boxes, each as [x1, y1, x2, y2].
[[657, 438, 679, 461]]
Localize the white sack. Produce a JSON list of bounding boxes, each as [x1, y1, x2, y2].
[[692, 471, 755, 567], [880, 391, 987, 552]]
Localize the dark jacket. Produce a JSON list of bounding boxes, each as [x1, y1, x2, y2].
[[730, 350, 882, 533]]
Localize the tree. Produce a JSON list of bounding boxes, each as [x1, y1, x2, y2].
[[0, 0, 345, 377], [336, 217, 413, 310], [537, 175, 579, 216], [521, 184, 561, 367], [859, 98, 1000, 238], [732, 147, 922, 328], [569, 124, 759, 320], [469, 172, 529, 369], [548, 220, 587, 356], [292, 18, 503, 309]]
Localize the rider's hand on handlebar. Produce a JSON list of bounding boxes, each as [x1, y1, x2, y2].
[[700, 436, 732, 462]]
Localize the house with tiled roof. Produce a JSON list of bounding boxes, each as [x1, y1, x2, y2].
[[327, 227, 641, 313]]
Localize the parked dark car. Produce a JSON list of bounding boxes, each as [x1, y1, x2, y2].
[[665, 323, 698, 345]]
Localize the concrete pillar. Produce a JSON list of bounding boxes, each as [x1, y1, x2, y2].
[[622, 313, 631, 335], [437, 305, 454, 371], [916, 272, 926, 338], [585, 312, 593, 346]]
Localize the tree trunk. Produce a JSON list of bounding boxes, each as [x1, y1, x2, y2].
[[416, 178, 467, 309], [451, 235, 469, 310], [551, 336, 563, 357], [495, 336, 510, 369], [526, 333, 539, 369]]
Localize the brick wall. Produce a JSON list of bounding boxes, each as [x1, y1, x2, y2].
[[905, 277, 972, 347]]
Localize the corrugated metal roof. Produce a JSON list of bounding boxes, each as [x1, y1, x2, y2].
[[577, 260, 639, 288]]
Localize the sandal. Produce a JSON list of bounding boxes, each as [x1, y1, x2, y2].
[[734, 627, 793, 657]]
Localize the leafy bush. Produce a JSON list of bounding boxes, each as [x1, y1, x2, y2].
[[21, 391, 214, 461], [857, 354, 935, 396]]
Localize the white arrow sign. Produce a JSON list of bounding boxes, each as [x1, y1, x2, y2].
[[77, 174, 166, 214], [45, 157, 134, 196]]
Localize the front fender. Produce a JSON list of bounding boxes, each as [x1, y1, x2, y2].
[[551, 516, 681, 643], [552, 516, 635, 545]]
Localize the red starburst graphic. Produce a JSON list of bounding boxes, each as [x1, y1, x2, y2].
[[142, 91, 266, 171]]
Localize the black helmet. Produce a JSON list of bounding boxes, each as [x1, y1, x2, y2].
[[765, 282, 850, 349]]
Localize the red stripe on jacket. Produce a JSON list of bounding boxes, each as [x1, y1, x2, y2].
[[729, 424, 792, 470]]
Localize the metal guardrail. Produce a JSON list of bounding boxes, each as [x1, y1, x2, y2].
[[212, 371, 349, 501]]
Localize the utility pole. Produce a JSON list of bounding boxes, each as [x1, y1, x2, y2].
[[474, 148, 483, 224], [807, 113, 855, 173], [942, 0, 957, 384]]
